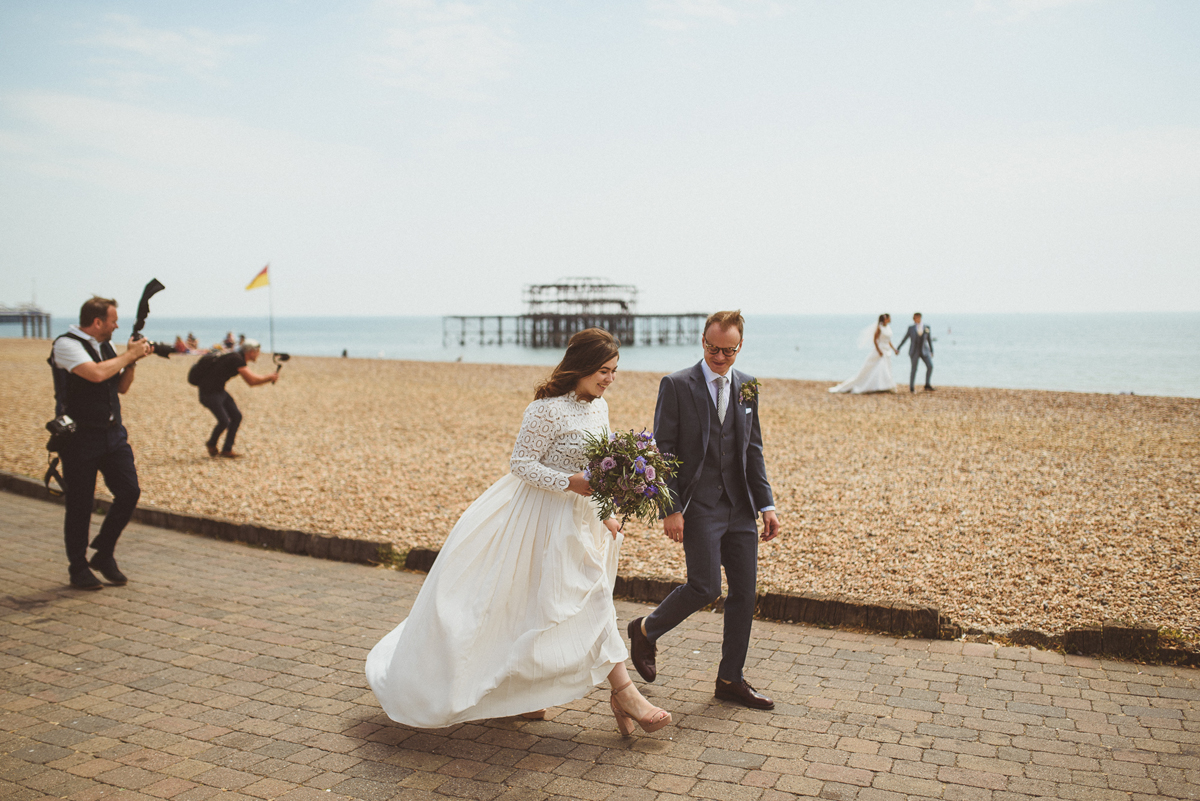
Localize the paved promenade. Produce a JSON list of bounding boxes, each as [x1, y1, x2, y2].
[[2, 492, 1198, 801]]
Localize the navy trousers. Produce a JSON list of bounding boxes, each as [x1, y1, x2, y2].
[[200, 390, 242, 452], [644, 494, 759, 682], [60, 425, 140, 575]]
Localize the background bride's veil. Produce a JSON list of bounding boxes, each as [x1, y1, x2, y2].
[[856, 322, 880, 349]]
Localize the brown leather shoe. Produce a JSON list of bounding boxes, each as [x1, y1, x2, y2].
[[628, 617, 657, 683], [715, 678, 774, 710], [217, 450, 242, 458], [206, 444, 219, 457]]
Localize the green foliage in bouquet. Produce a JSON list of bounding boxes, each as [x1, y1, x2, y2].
[[583, 429, 680, 525]]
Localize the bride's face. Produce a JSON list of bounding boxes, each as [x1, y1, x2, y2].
[[576, 356, 619, 400]]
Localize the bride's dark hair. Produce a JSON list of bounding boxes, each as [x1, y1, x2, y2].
[[535, 328, 620, 400], [877, 313, 889, 325]]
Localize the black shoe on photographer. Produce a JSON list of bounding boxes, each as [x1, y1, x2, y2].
[[69, 567, 103, 591], [89, 554, 128, 586]]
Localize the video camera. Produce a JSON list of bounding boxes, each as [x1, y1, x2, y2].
[[273, 352, 290, 374], [129, 278, 174, 358]]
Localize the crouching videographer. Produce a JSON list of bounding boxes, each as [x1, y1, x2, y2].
[[50, 296, 153, 590], [191, 338, 278, 458]]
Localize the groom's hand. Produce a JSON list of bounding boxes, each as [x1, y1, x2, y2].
[[760, 510, 781, 542], [663, 512, 684, 543]]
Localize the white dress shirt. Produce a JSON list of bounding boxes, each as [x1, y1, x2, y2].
[[699, 359, 731, 417]]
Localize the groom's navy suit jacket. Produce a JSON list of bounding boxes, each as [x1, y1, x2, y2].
[[653, 362, 774, 518]]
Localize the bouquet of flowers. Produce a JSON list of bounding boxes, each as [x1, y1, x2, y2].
[[583, 429, 680, 525]]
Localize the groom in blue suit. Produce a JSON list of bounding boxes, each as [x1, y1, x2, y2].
[[896, 312, 934, 392], [628, 310, 781, 709]]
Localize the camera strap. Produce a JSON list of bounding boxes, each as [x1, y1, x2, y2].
[[44, 455, 66, 496]]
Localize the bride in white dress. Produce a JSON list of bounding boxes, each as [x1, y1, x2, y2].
[[366, 328, 672, 735], [829, 313, 899, 394]]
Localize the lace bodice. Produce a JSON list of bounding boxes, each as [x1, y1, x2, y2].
[[510, 393, 609, 492]]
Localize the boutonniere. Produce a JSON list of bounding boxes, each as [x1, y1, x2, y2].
[[739, 378, 760, 405]]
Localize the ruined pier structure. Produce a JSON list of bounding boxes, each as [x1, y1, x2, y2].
[[0, 304, 52, 338], [444, 278, 707, 349]]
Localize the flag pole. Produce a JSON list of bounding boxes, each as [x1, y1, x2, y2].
[[245, 263, 272, 351]]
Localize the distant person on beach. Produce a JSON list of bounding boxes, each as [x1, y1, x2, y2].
[[49, 296, 153, 590], [223, 331, 235, 350], [173, 336, 187, 353], [628, 310, 780, 711], [829, 313, 898, 394], [897, 312, 934, 392], [186, 332, 199, 351], [193, 338, 278, 458], [366, 328, 672, 735]]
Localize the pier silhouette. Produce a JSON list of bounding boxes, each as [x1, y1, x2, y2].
[[443, 278, 706, 348]]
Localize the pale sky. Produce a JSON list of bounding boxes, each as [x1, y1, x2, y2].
[[1, 0, 1197, 319]]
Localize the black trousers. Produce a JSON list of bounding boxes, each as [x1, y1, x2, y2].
[[60, 425, 140, 574], [200, 390, 242, 452]]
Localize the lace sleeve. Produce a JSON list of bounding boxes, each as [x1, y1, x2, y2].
[[510, 401, 572, 492]]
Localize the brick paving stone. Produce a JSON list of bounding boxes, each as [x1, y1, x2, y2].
[[2, 492, 1199, 800]]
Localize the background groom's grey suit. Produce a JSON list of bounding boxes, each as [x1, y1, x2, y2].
[[897, 324, 934, 390], [644, 362, 774, 682]]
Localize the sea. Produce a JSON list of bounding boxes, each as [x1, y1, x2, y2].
[[15, 313, 1199, 398]]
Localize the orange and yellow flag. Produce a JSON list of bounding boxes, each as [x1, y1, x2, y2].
[[245, 265, 269, 291]]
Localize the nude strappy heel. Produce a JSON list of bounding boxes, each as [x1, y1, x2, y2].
[[610, 681, 672, 735]]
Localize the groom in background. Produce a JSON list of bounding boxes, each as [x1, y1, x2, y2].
[[897, 312, 934, 392], [628, 310, 781, 710]]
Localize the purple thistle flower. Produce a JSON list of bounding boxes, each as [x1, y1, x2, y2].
[[634, 456, 646, 474]]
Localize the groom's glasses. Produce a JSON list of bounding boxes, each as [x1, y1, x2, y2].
[[702, 338, 742, 357]]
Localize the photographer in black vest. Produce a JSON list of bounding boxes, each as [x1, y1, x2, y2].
[[50, 296, 153, 590], [196, 338, 278, 458]]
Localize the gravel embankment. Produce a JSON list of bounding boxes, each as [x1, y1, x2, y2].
[[3, 339, 1196, 640]]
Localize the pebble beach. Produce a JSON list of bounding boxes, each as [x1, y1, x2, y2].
[[2, 339, 1197, 642]]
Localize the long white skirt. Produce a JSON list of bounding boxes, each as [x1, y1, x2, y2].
[[829, 350, 896, 394], [365, 473, 626, 729]]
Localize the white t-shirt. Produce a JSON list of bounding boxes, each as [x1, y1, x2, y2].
[[52, 326, 108, 374]]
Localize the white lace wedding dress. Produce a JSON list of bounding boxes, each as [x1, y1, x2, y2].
[[829, 324, 896, 394], [365, 392, 626, 728]]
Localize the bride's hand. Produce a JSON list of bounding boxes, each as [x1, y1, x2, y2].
[[604, 518, 622, 539], [567, 472, 592, 496]]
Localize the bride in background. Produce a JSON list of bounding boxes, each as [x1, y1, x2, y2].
[[366, 328, 672, 736], [829, 313, 898, 394]]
